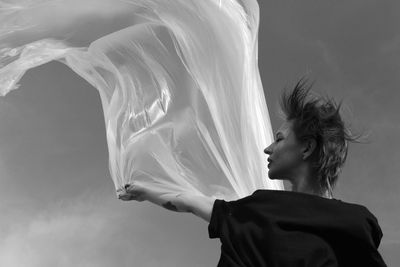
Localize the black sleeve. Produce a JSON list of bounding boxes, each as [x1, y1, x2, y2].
[[207, 197, 256, 267], [208, 192, 258, 239], [208, 199, 227, 238]]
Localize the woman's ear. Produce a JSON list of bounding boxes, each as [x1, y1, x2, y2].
[[302, 138, 316, 160]]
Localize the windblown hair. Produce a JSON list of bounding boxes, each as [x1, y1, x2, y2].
[[279, 78, 363, 198]]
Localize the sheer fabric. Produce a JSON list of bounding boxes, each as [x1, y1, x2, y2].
[[0, 0, 283, 199]]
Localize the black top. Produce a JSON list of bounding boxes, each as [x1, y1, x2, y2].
[[208, 189, 387, 267]]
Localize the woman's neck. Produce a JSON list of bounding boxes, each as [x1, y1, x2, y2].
[[290, 176, 332, 199]]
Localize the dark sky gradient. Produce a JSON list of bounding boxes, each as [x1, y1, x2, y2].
[[0, 0, 398, 265]]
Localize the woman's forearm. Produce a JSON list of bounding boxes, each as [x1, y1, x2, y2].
[[182, 194, 216, 223], [118, 183, 216, 222]]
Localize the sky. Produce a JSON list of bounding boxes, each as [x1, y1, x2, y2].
[[0, 0, 399, 266]]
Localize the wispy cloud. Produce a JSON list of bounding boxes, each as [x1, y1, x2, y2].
[[0, 195, 145, 267]]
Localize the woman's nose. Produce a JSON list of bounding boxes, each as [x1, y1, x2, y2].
[[264, 144, 273, 155]]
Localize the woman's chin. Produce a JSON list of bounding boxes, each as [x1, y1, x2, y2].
[[268, 170, 283, 181], [267, 170, 276, 180]]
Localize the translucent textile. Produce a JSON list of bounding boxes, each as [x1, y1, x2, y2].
[[0, 0, 283, 200]]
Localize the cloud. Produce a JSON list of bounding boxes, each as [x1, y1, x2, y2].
[[0, 194, 144, 267]]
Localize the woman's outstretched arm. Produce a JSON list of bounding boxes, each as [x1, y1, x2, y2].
[[117, 183, 215, 222]]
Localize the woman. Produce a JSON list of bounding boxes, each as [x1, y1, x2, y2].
[[118, 79, 387, 266]]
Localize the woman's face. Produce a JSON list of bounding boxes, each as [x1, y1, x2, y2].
[[264, 120, 305, 181]]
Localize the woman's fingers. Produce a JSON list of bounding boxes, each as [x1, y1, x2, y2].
[[117, 183, 147, 201]]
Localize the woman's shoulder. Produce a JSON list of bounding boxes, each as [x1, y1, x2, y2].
[[250, 189, 382, 242], [251, 189, 377, 218]]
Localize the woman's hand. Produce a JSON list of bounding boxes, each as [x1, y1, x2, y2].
[[117, 183, 147, 202]]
